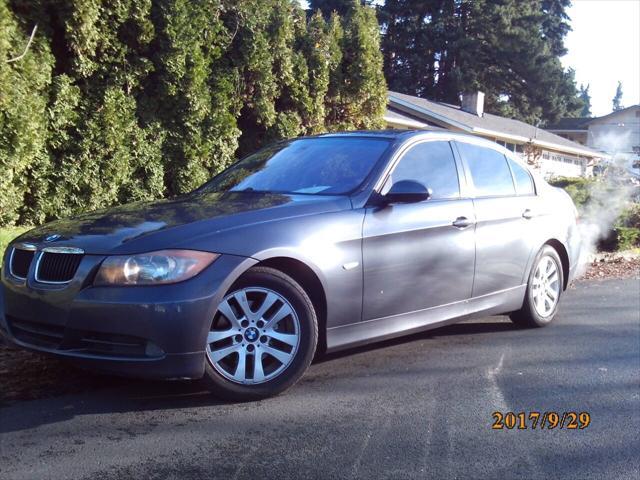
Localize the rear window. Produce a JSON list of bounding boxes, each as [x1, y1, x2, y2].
[[456, 142, 516, 197], [508, 158, 535, 195]]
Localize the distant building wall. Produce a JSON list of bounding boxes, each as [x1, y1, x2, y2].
[[487, 138, 590, 179], [552, 131, 588, 146], [539, 151, 587, 178], [587, 106, 640, 157]]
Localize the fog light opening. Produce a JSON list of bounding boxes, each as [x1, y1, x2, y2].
[[145, 342, 165, 358]]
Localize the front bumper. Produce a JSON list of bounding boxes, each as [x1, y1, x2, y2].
[[0, 254, 256, 379]]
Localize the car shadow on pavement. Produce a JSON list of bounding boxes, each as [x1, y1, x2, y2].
[[0, 318, 519, 434]]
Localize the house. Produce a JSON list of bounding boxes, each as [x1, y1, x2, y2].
[[547, 105, 640, 178], [384, 91, 606, 179]]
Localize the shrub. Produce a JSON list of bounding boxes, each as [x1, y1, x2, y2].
[[547, 176, 596, 209], [615, 227, 640, 251], [613, 203, 640, 251], [618, 203, 640, 230]]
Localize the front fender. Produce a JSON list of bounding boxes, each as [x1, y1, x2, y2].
[[181, 209, 366, 329]]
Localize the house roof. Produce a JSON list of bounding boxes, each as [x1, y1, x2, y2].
[[546, 104, 640, 131], [590, 104, 640, 123], [545, 117, 593, 131], [388, 91, 605, 158]]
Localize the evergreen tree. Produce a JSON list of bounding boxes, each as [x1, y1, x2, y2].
[[304, 11, 332, 133], [0, 0, 387, 228], [540, 0, 572, 56], [612, 81, 624, 111], [265, 1, 312, 142], [381, 0, 582, 125], [45, 0, 166, 217], [324, 12, 346, 129], [149, 0, 239, 195], [309, 0, 369, 18], [230, 0, 281, 156], [578, 84, 592, 117], [0, 1, 53, 225], [335, 2, 387, 129]]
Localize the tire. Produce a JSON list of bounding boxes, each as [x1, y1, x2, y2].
[[510, 245, 564, 328], [201, 266, 318, 401]]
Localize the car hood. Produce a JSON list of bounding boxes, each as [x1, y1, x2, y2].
[[15, 192, 352, 255]]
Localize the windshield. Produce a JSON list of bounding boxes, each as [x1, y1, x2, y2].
[[198, 137, 391, 195]]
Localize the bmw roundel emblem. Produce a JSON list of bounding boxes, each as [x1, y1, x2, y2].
[[44, 234, 62, 242]]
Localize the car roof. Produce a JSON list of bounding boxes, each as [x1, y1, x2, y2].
[[314, 129, 516, 153], [302, 129, 533, 169], [314, 129, 536, 174], [315, 129, 442, 139]]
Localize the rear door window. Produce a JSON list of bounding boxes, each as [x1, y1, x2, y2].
[[390, 141, 460, 199], [508, 158, 535, 195], [456, 142, 516, 197]]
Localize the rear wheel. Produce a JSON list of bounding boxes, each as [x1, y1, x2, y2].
[[202, 267, 317, 401], [510, 245, 564, 328]]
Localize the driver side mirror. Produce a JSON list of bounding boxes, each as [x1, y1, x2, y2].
[[383, 180, 432, 204]]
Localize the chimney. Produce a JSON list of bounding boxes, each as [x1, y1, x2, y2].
[[461, 91, 485, 117]]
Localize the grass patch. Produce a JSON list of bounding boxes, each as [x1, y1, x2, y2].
[[0, 226, 31, 258]]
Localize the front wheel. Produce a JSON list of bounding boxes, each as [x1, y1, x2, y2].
[[510, 245, 564, 328], [201, 267, 318, 401]]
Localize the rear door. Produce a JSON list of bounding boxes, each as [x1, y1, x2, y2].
[[455, 141, 537, 297], [362, 140, 475, 320]]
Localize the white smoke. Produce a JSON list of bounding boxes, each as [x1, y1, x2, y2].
[[574, 131, 638, 277]]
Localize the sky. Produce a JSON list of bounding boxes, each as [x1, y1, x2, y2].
[[562, 0, 640, 117]]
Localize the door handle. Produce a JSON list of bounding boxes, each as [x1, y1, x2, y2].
[[452, 216, 474, 229], [522, 209, 534, 219]]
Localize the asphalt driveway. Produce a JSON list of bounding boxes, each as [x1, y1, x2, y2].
[[0, 278, 638, 480]]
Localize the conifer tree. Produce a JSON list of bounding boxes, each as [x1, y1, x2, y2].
[[578, 84, 592, 117], [0, 1, 53, 225], [304, 10, 332, 133], [336, 1, 387, 129], [612, 81, 624, 111], [309, 0, 369, 18], [45, 0, 166, 216], [0, 0, 388, 228], [381, 0, 582, 125], [150, 0, 239, 195]]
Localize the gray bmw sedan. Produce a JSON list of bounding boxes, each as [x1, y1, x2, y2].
[[1, 130, 581, 400]]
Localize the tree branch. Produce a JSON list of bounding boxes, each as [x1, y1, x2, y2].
[[6, 24, 38, 63]]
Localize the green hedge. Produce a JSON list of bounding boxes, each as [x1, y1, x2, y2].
[[0, 0, 386, 228], [615, 203, 640, 250], [547, 177, 596, 208]]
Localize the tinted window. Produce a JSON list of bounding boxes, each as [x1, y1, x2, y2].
[[390, 141, 460, 199], [456, 142, 515, 196], [199, 137, 390, 195], [508, 158, 535, 195]]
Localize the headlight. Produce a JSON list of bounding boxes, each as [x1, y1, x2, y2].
[[94, 250, 219, 286]]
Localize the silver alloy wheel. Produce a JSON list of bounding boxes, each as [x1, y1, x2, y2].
[[531, 255, 560, 318], [206, 287, 301, 385]]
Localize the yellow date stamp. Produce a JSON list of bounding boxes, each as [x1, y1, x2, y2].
[[492, 411, 591, 430]]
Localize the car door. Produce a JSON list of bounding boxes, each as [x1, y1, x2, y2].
[[362, 140, 476, 321], [454, 141, 537, 297]]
